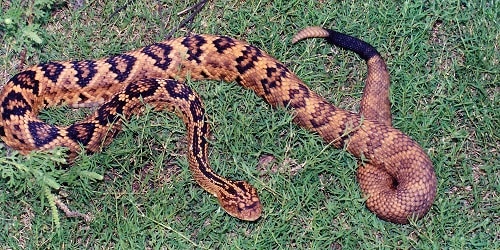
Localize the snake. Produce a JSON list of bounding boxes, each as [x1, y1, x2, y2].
[[0, 26, 437, 224]]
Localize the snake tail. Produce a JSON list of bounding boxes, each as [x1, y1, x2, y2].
[[293, 27, 437, 224]]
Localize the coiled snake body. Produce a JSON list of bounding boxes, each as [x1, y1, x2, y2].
[[0, 27, 436, 224]]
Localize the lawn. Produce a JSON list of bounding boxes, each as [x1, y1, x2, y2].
[[1, 0, 498, 249]]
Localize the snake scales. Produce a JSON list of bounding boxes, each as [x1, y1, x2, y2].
[[0, 26, 436, 224]]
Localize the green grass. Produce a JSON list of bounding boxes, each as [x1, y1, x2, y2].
[[1, 0, 498, 248]]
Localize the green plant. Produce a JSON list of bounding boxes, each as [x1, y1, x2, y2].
[[1, 0, 64, 53]]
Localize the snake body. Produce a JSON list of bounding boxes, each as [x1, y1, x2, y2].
[[0, 27, 436, 224]]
